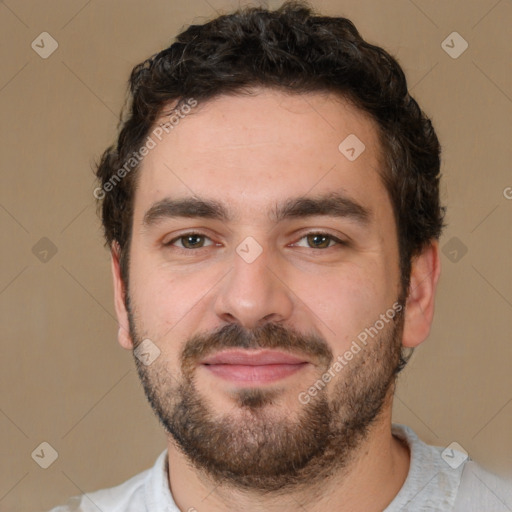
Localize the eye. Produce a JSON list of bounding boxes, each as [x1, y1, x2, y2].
[[163, 232, 215, 250], [162, 231, 346, 252], [292, 232, 346, 249]]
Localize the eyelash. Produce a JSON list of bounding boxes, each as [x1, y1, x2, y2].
[[162, 231, 347, 252]]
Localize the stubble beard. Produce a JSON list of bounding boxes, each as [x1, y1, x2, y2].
[[128, 303, 405, 493]]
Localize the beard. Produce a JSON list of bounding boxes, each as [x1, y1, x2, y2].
[[127, 299, 405, 493]]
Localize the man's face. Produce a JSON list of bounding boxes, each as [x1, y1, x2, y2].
[[122, 89, 405, 490]]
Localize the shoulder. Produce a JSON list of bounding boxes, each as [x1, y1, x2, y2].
[[47, 450, 168, 512], [386, 424, 466, 511], [453, 460, 512, 511], [388, 424, 512, 511]]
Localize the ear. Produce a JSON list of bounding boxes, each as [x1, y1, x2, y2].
[[111, 241, 134, 350], [402, 241, 441, 348]]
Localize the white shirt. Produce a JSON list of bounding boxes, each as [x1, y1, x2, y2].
[[49, 423, 512, 511]]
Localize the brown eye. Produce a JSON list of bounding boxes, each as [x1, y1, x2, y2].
[[180, 234, 206, 249], [293, 232, 345, 249], [306, 234, 334, 249], [164, 233, 214, 250]]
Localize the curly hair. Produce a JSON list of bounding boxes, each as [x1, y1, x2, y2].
[[95, 0, 445, 304]]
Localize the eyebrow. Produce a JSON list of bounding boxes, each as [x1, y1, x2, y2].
[[142, 191, 371, 228]]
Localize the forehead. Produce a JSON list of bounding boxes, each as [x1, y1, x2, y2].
[[133, 89, 389, 224]]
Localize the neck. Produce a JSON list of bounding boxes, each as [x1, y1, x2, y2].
[[166, 405, 410, 512]]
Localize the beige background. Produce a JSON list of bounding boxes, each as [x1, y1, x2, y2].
[[0, 0, 511, 510]]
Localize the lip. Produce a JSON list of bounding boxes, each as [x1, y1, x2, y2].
[[201, 349, 308, 366], [200, 349, 310, 384]]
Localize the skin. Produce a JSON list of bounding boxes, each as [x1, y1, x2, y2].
[[111, 88, 441, 511]]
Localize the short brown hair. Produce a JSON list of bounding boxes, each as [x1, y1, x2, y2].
[[95, 0, 445, 294]]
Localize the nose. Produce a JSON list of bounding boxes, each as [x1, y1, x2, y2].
[[213, 241, 294, 330]]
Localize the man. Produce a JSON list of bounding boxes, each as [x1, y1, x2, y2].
[[51, 1, 511, 511]]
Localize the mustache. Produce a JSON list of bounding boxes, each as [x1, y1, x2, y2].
[[180, 322, 333, 376]]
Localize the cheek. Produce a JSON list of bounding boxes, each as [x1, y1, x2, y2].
[[129, 251, 220, 345], [302, 264, 391, 352]]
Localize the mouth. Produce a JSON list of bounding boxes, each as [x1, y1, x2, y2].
[[199, 349, 310, 384]]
